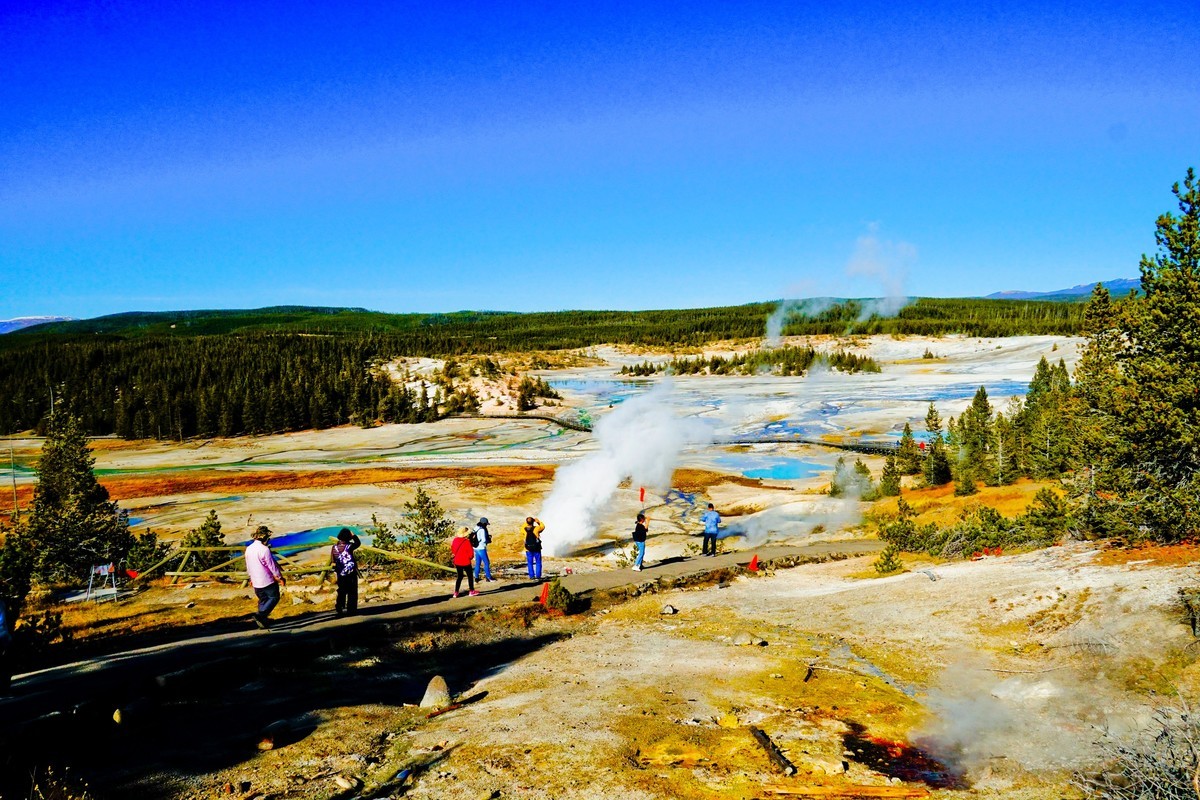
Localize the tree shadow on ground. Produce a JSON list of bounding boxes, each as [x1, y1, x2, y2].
[[1, 620, 569, 800]]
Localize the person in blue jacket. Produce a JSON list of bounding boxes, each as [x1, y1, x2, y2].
[[701, 503, 721, 556]]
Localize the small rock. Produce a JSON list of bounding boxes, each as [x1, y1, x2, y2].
[[420, 675, 452, 709], [239, 781, 252, 793], [185, 602, 196, 609], [717, 713, 740, 728], [752, 637, 768, 647], [732, 632, 755, 646], [332, 775, 361, 790], [222, 783, 235, 794], [770, 673, 783, 679], [369, 579, 391, 590], [660, 605, 678, 615]]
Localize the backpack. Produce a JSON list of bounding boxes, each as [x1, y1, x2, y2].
[[469, 528, 480, 548], [332, 543, 357, 578]]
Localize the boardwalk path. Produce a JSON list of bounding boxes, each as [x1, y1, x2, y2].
[[2, 538, 884, 727]]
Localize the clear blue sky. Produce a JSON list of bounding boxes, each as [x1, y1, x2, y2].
[[2, 0, 1197, 319]]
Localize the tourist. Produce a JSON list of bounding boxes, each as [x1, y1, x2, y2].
[[451, 527, 479, 598], [472, 516, 494, 582], [523, 516, 545, 579], [701, 503, 721, 556], [244, 525, 286, 629], [632, 512, 649, 571], [330, 527, 361, 617]]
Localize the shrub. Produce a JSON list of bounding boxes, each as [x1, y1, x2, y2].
[[1076, 699, 1200, 799], [873, 544, 904, 575], [546, 579, 579, 614]]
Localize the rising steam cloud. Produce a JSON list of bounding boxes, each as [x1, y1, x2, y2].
[[539, 380, 710, 556], [767, 225, 915, 345]]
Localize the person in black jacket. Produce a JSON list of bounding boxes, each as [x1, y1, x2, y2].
[[632, 512, 649, 571], [329, 528, 362, 617]]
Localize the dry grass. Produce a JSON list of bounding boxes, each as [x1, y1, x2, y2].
[[1092, 541, 1200, 567], [871, 479, 1054, 526]]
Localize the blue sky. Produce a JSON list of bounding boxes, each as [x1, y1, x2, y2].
[[1, 0, 1197, 319]]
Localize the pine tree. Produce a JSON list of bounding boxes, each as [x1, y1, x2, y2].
[[28, 411, 134, 582], [1106, 168, 1200, 538], [398, 487, 454, 556], [880, 453, 902, 497], [897, 422, 923, 475], [924, 402, 942, 437], [181, 510, 227, 570]]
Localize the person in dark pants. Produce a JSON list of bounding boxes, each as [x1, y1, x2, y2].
[[701, 503, 721, 556], [632, 512, 649, 570], [244, 525, 285, 629], [451, 527, 479, 598], [330, 527, 361, 617]]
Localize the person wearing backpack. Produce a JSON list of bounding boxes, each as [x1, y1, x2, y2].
[[451, 527, 480, 598], [472, 517, 494, 583], [523, 516, 545, 579], [631, 512, 649, 571], [330, 527, 361, 617]]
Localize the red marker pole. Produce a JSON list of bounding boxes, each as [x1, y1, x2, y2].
[[639, 487, 645, 503]]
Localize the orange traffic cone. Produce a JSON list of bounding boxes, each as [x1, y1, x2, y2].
[[747, 554, 759, 572], [539, 582, 551, 605]]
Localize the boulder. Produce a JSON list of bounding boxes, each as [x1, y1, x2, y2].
[[420, 675, 452, 709], [661, 605, 678, 615], [732, 632, 755, 646], [257, 719, 292, 751]]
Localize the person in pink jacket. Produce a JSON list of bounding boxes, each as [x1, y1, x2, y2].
[[244, 526, 286, 629]]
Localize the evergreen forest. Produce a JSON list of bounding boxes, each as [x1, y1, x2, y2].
[[0, 296, 1087, 438]]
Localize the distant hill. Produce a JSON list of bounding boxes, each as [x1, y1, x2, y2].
[[986, 278, 1141, 302], [0, 316, 74, 334]]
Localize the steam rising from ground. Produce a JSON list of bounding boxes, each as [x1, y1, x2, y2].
[[539, 380, 710, 556], [767, 225, 915, 346], [913, 659, 1096, 774]]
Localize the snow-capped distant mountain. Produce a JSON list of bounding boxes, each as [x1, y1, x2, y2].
[[0, 316, 75, 334], [985, 278, 1140, 301]]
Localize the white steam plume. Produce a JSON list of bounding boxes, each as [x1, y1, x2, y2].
[[539, 379, 710, 556], [847, 223, 914, 320], [766, 225, 916, 341]]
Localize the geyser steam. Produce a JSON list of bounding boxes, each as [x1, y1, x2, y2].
[[539, 379, 709, 556]]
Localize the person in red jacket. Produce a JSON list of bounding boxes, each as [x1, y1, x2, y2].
[[450, 527, 479, 598]]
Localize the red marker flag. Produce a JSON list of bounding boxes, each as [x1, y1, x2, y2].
[[639, 487, 645, 503]]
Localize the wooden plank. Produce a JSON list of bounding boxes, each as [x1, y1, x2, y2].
[[171, 551, 192, 585], [749, 726, 797, 776], [357, 545, 456, 573]]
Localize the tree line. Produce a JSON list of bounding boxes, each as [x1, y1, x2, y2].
[[618, 345, 880, 376]]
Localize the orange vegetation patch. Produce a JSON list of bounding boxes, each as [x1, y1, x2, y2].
[[872, 478, 1056, 526], [11, 465, 556, 507], [671, 468, 770, 493], [1093, 541, 1200, 567], [105, 465, 557, 500]]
